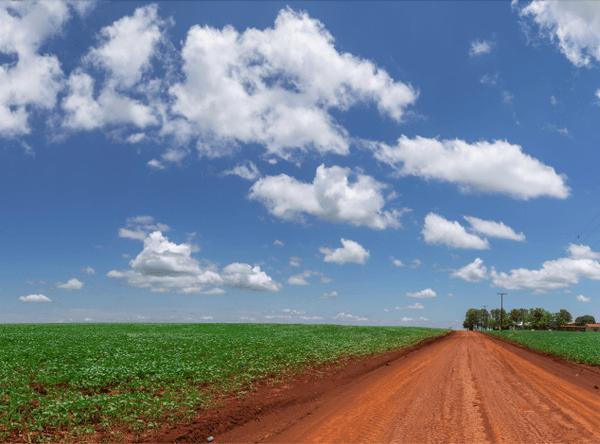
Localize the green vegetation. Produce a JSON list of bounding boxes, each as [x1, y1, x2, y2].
[[0, 323, 447, 442], [488, 330, 600, 366], [463, 307, 591, 331]]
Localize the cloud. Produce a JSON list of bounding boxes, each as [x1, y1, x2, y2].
[[502, 91, 514, 104], [542, 123, 572, 138], [567, 243, 600, 259], [320, 238, 370, 265], [118, 215, 171, 241], [395, 302, 425, 310], [371, 136, 569, 200], [576, 295, 592, 302], [596, 89, 600, 105], [26, 280, 46, 285], [62, 71, 158, 131], [108, 231, 281, 294], [250, 164, 408, 229], [21, 141, 34, 158], [80, 266, 96, 275], [451, 258, 489, 282], [401, 317, 415, 322], [282, 309, 307, 315], [480, 72, 500, 86], [300, 315, 324, 320], [221, 263, 283, 292], [411, 259, 421, 269], [287, 270, 318, 285], [169, 7, 418, 161], [54, 278, 84, 291], [448, 293, 454, 297], [61, 4, 166, 132], [406, 288, 436, 299], [19, 294, 52, 302], [223, 160, 260, 180], [273, 240, 284, 246], [422, 213, 490, 250], [490, 243, 600, 291], [550, 96, 558, 105], [316, 291, 338, 299], [463, 216, 525, 241], [320, 277, 333, 283], [390, 256, 405, 267], [0, 2, 71, 137], [470, 39, 493, 56], [332, 312, 367, 321], [289, 256, 301, 267], [84, 4, 164, 89], [518, 1, 600, 68]]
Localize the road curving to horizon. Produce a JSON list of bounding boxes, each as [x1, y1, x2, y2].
[[214, 331, 600, 443]]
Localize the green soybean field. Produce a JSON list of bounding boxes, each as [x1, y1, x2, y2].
[[0, 323, 448, 443], [489, 330, 600, 366]]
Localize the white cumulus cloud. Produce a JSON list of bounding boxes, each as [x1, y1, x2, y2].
[[406, 288, 436, 299], [118, 215, 171, 241], [80, 266, 96, 275], [463, 216, 525, 241], [490, 244, 600, 291], [54, 278, 84, 291], [61, 4, 165, 132], [451, 258, 489, 282], [317, 291, 338, 299], [390, 256, 405, 267], [422, 213, 490, 250], [518, 0, 600, 68], [0, 2, 72, 137], [395, 302, 425, 310], [576, 295, 592, 302], [223, 160, 260, 180], [470, 39, 493, 56], [250, 164, 407, 229], [320, 238, 369, 265], [19, 294, 52, 302], [108, 230, 281, 294], [332, 312, 367, 322], [371, 136, 569, 200], [169, 7, 418, 161], [287, 270, 318, 285], [222, 263, 283, 292]]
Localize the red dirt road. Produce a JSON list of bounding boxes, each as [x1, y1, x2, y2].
[[211, 331, 600, 443]]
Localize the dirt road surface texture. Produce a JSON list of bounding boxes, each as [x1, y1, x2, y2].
[[155, 331, 600, 443]]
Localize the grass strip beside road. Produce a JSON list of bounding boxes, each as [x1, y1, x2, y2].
[[0, 323, 448, 442], [488, 330, 600, 367]]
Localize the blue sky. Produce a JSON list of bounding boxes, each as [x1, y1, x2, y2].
[[2, 1, 600, 327]]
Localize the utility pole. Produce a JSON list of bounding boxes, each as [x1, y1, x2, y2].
[[482, 306, 488, 330], [498, 293, 507, 332]]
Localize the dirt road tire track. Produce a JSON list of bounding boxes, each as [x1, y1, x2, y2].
[[155, 331, 600, 443]]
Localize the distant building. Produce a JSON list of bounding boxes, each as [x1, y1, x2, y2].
[[585, 324, 600, 332], [558, 324, 585, 332]]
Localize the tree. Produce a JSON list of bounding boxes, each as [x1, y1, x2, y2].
[[574, 315, 596, 326], [490, 308, 508, 330], [478, 309, 490, 331], [509, 309, 523, 325], [463, 309, 479, 331], [527, 308, 554, 330], [556, 309, 572, 326]]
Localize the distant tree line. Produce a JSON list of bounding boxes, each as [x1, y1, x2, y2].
[[463, 307, 596, 331]]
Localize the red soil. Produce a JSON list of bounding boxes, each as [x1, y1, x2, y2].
[[150, 331, 600, 443]]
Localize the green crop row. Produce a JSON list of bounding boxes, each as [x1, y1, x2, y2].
[[0, 323, 448, 442], [488, 330, 600, 366]]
